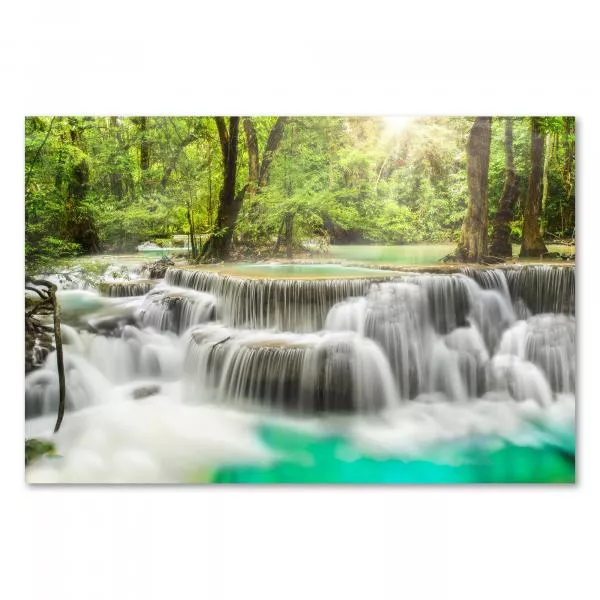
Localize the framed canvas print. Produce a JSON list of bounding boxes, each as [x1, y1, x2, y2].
[[24, 116, 575, 484]]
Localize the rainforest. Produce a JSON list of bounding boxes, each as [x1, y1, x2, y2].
[[24, 116, 576, 484]]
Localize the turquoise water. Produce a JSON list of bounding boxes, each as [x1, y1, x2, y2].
[[139, 247, 188, 256], [327, 244, 575, 266], [74, 243, 574, 269], [224, 263, 399, 278], [328, 244, 454, 265], [212, 419, 576, 484]]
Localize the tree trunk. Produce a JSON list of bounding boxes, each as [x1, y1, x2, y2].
[[561, 117, 575, 236], [284, 212, 294, 258], [540, 132, 553, 235], [186, 194, 198, 259], [457, 117, 493, 262], [520, 117, 548, 257], [490, 118, 518, 257], [25, 279, 66, 433], [201, 117, 247, 260], [66, 119, 101, 253], [109, 117, 125, 199], [52, 286, 66, 433], [243, 117, 260, 197], [202, 117, 288, 259], [139, 116, 150, 171], [259, 117, 288, 188]]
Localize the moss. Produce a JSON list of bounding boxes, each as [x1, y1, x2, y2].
[[25, 438, 57, 466]]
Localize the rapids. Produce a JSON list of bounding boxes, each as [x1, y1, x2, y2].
[[25, 262, 576, 483]]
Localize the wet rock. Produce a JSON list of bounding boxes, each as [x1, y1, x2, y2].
[[25, 326, 54, 374], [86, 313, 137, 337], [132, 385, 161, 400], [147, 256, 175, 279]]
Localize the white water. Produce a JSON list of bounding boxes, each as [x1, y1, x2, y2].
[[25, 264, 576, 483]]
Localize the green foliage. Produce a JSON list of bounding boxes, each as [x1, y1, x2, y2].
[[25, 438, 57, 466], [25, 116, 576, 266]]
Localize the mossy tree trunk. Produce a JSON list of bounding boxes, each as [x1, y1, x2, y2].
[[457, 117, 493, 262], [490, 118, 519, 257], [520, 117, 548, 257]]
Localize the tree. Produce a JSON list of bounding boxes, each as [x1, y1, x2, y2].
[[24, 115, 575, 270], [520, 117, 548, 257], [490, 118, 519, 257], [64, 118, 101, 253], [201, 117, 246, 260], [456, 117, 492, 261], [201, 116, 288, 260]]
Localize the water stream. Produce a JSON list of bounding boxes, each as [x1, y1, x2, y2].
[[25, 262, 576, 483]]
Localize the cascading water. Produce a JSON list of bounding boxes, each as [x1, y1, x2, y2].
[[183, 324, 399, 413], [461, 264, 575, 316], [99, 281, 156, 297], [25, 263, 576, 483], [137, 286, 217, 334], [26, 325, 183, 419], [164, 267, 391, 331]]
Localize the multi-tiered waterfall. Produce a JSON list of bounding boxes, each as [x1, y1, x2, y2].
[[25, 262, 576, 483]]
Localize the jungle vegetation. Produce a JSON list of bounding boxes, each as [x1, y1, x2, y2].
[[25, 116, 575, 270]]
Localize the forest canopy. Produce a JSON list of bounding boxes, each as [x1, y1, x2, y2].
[[25, 116, 575, 270]]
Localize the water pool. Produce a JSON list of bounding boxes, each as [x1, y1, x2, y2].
[[222, 263, 400, 278]]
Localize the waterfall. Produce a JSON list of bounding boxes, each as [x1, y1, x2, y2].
[[327, 282, 433, 398], [462, 265, 575, 316], [27, 264, 576, 421], [460, 267, 511, 297], [99, 281, 156, 297], [395, 273, 480, 334], [498, 314, 576, 394], [324, 271, 566, 406], [165, 268, 383, 331], [137, 286, 217, 334], [25, 260, 576, 484], [183, 324, 399, 413], [25, 325, 183, 418]]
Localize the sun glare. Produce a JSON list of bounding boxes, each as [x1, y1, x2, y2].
[[382, 116, 415, 137]]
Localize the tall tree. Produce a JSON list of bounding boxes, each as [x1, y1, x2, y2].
[[520, 117, 548, 257], [490, 118, 519, 257], [64, 118, 101, 253], [457, 117, 492, 261], [540, 130, 554, 235], [201, 117, 288, 259], [201, 117, 247, 260], [243, 116, 288, 198], [138, 116, 150, 172], [560, 117, 575, 236]]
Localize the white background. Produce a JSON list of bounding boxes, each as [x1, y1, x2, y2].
[[1, 2, 598, 599]]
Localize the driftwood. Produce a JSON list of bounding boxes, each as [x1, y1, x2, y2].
[[25, 278, 66, 433]]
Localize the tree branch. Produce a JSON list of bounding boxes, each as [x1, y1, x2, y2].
[[259, 117, 288, 187]]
